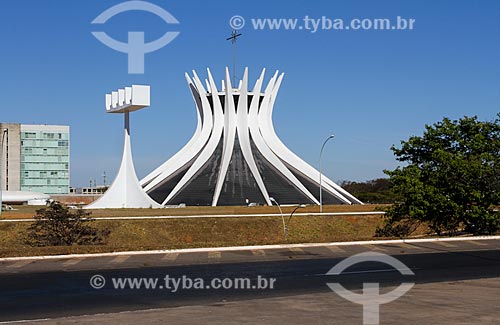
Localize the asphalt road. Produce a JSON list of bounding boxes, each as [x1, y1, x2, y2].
[[0, 239, 499, 323]]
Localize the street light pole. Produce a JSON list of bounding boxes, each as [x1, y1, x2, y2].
[[0, 129, 8, 217], [285, 204, 306, 240], [269, 197, 285, 240], [319, 134, 335, 213]]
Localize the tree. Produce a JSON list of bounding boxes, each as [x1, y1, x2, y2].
[[378, 114, 500, 236], [25, 201, 110, 246], [341, 178, 400, 203]]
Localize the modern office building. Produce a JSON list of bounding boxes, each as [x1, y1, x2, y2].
[[141, 68, 362, 206], [0, 123, 70, 195]]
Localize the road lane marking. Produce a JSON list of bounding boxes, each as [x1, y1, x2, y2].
[[318, 267, 419, 276], [110, 255, 130, 263], [467, 241, 487, 246], [434, 241, 458, 248], [161, 253, 179, 261], [361, 244, 387, 252], [251, 250, 266, 256], [62, 259, 83, 267], [208, 251, 221, 259], [325, 246, 346, 253], [398, 243, 424, 250], [289, 247, 304, 253], [5, 261, 32, 268]]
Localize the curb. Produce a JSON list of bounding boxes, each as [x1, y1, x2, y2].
[[0, 211, 385, 223], [0, 235, 498, 262]]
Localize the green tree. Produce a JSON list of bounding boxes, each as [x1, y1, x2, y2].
[[25, 201, 110, 246], [341, 178, 400, 203], [378, 114, 500, 236]]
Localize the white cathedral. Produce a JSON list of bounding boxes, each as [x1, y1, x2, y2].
[[140, 67, 362, 206]]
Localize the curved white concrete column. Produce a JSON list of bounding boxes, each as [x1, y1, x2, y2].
[[162, 69, 225, 205], [142, 73, 213, 192], [211, 68, 238, 206]]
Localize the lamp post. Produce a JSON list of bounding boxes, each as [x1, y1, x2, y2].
[[269, 197, 285, 240], [0, 128, 8, 217], [319, 134, 335, 213], [285, 204, 306, 240]]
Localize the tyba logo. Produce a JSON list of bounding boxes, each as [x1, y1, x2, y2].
[[91, 1, 180, 74], [326, 252, 415, 325]]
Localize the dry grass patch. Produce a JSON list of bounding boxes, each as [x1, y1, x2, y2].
[[1, 204, 388, 220], [0, 214, 385, 258]]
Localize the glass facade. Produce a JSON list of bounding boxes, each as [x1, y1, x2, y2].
[[20, 127, 70, 194]]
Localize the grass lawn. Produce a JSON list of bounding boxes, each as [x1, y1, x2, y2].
[[0, 204, 388, 219], [0, 205, 388, 258]]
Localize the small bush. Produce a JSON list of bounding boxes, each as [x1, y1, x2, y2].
[[25, 201, 110, 247]]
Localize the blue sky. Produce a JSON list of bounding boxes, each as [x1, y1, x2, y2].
[[1, 0, 499, 187]]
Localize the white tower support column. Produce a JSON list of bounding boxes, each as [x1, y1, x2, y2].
[[85, 85, 162, 209]]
